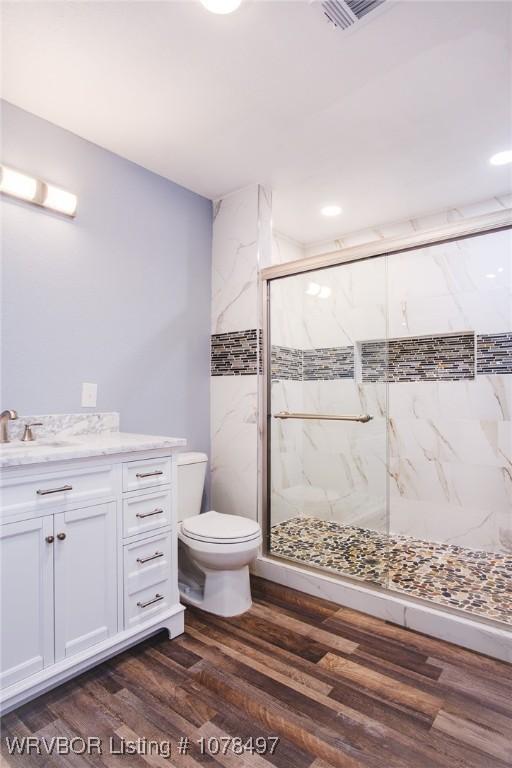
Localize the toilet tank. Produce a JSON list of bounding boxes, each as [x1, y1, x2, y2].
[[176, 452, 208, 521]]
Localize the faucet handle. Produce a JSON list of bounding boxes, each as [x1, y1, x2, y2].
[[21, 422, 43, 442]]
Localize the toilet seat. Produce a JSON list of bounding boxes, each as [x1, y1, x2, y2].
[[181, 510, 260, 545]]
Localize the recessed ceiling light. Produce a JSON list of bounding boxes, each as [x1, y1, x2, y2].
[[200, 0, 242, 13], [321, 205, 342, 217], [485, 273, 496, 279], [489, 150, 512, 166]]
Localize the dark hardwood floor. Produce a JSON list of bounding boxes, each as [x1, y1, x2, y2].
[[2, 577, 511, 767]]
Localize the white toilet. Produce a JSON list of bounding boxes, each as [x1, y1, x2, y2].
[[177, 452, 261, 617]]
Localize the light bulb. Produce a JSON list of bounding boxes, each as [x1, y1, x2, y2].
[[0, 166, 38, 201], [43, 184, 78, 216]]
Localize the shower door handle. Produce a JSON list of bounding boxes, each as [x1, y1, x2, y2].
[[273, 411, 373, 423]]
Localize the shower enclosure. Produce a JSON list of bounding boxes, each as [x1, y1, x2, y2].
[[262, 223, 511, 628]]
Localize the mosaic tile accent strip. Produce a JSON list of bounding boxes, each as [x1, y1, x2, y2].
[[270, 516, 511, 625], [361, 333, 475, 382], [303, 346, 354, 380], [477, 333, 512, 375], [271, 346, 303, 381], [211, 329, 259, 376]]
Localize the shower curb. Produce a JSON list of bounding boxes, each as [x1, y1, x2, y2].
[[252, 556, 512, 663]]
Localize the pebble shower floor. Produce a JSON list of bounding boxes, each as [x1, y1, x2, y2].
[[270, 517, 512, 624]]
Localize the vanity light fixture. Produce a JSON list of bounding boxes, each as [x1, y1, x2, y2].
[[0, 164, 77, 217], [489, 150, 512, 166], [321, 204, 342, 217], [200, 0, 242, 13]]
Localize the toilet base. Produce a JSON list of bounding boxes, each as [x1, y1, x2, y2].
[[179, 564, 252, 617]]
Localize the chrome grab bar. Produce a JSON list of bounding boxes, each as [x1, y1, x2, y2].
[[273, 411, 373, 423]]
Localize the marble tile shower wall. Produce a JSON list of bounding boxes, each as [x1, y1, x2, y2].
[[210, 193, 511, 556], [210, 185, 272, 521], [269, 226, 512, 555]]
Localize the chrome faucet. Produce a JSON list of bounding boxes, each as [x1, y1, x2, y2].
[[0, 410, 18, 443]]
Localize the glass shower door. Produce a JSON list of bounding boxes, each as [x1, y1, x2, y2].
[[267, 256, 389, 587]]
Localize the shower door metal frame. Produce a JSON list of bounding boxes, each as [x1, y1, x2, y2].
[[259, 208, 512, 560]]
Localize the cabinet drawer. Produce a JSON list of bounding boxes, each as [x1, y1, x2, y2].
[[122, 457, 171, 493], [124, 580, 171, 629], [124, 531, 171, 595], [1, 464, 115, 519], [122, 489, 171, 539]]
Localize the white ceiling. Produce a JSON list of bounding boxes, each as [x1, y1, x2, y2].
[[2, 0, 511, 244]]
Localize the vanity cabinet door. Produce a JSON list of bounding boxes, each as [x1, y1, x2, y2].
[[54, 502, 117, 661], [0, 516, 54, 688]]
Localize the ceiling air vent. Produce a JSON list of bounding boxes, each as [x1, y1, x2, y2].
[[320, 0, 386, 30]]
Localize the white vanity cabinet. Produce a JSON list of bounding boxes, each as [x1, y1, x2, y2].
[[0, 445, 184, 713], [0, 516, 54, 688], [53, 502, 117, 661]]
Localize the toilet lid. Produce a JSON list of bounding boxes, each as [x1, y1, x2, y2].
[[182, 510, 261, 543]]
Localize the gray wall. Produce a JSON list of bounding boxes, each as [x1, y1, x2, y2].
[[1, 101, 212, 461]]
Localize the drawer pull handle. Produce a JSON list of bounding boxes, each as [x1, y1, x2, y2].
[[137, 551, 164, 564], [137, 593, 164, 609], [136, 470, 164, 479], [37, 484, 73, 496], [136, 508, 164, 519]]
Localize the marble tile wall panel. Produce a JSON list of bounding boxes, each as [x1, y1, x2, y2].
[[211, 185, 272, 522], [211, 375, 258, 519], [388, 376, 511, 553], [270, 380, 306, 524], [211, 185, 259, 335], [387, 229, 512, 338], [269, 257, 387, 350], [270, 372, 511, 553], [271, 231, 305, 267], [270, 380, 387, 529]]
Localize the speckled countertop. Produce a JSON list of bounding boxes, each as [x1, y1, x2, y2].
[[0, 432, 186, 468], [0, 411, 187, 468]]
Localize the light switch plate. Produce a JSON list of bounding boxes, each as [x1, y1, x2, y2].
[[81, 382, 97, 408]]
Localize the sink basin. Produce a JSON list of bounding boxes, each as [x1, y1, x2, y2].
[[0, 439, 77, 451]]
